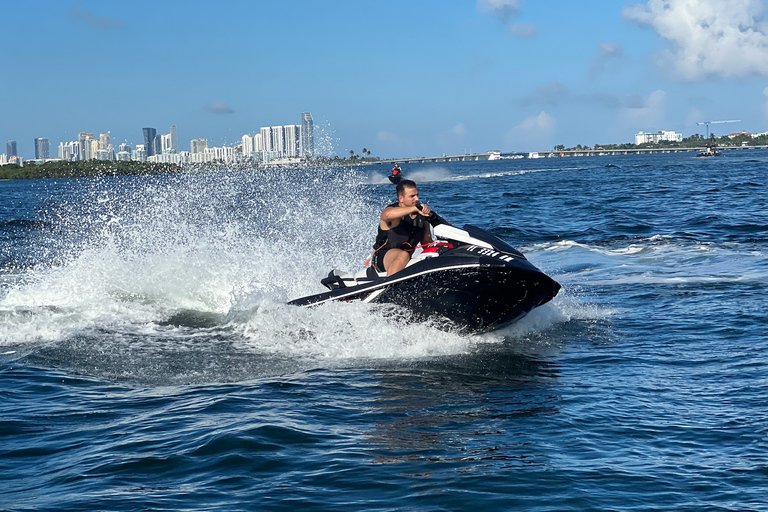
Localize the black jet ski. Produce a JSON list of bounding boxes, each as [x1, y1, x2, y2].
[[288, 224, 561, 333], [388, 165, 403, 184]]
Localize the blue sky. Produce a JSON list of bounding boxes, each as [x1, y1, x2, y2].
[[2, 0, 766, 159]]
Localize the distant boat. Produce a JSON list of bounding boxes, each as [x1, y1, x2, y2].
[[487, 150, 501, 160], [696, 146, 719, 157], [528, 152, 540, 159]]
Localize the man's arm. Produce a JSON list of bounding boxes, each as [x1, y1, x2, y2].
[[380, 205, 421, 223]]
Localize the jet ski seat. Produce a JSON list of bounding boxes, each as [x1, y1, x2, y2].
[[321, 266, 385, 291]]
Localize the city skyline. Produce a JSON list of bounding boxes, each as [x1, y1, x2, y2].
[[3, 112, 316, 163], [4, 119, 765, 164], [1, 1, 766, 159], [0, 112, 315, 165]]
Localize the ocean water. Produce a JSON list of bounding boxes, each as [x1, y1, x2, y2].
[[1, 151, 766, 511]]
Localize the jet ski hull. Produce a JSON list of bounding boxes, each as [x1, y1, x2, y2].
[[368, 263, 559, 332], [288, 228, 560, 333]]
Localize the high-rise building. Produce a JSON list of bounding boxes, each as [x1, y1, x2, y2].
[[79, 133, 95, 160], [34, 138, 50, 159], [301, 112, 314, 157], [153, 134, 162, 156], [161, 133, 173, 154], [99, 132, 110, 150], [6, 140, 17, 157], [191, 138, 208, 154], [253, 133, 263, 152], [95, 148, 113, 161], [133, 145, 147, 162], [143, 127, 157, 157], [58, 141, 80, 161], [284, 125, 301, 158], [170, 125, 178, 153], [241, 134, 254, 156], [634, 130, 683, 145], [271, 126, 285, 157], [260, 127, 273, 153]]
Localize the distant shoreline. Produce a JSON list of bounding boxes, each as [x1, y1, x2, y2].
[[373, 145, 767, 165], [1, 145, 765, 181]]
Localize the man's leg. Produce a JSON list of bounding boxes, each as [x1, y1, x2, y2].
[[382, 249, 410, 276]]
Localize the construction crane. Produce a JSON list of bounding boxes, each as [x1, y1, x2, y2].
[[696, 120, 740, 138]]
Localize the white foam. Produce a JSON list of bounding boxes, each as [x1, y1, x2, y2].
[[525, 235, 767, 289]]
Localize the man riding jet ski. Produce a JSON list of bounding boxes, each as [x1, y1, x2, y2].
[[372, 179, 449, 276], [388, 164, 403, 184], [288, 180, 560, 333]]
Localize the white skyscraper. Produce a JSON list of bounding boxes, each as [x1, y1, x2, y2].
[[170, 125, 178, 153], [284, 125, 301, 158], [191, 138, 208, 154], [161, 133, 172, 154], [58, 141, 80, 161], [242, 134, 254, 156], [271, 126, 284, 157], [260, 127, 273, 153], [253, 133, 263, 152], [79, 133, 95, 160], [301, 112, 314, 157]]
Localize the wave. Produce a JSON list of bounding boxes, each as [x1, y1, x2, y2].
[[525, 235, 767, 288], [0, 166, 578, 374], [368, 165, 586, 185]]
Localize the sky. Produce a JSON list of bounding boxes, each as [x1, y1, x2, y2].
[[1, 0, 766, 159]]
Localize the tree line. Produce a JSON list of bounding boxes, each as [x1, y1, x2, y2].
[[555, 132, 768, 152], [0, 160, 180, 180]]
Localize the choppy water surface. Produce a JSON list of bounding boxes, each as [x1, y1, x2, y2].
[[1, 151, 766, 511]]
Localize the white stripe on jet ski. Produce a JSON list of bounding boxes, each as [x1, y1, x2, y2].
[[304, 263, 483, 306]]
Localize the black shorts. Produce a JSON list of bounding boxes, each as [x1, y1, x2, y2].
[[371, 248, 390, 272]]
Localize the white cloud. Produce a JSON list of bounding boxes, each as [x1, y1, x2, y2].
[[622, 0, 768, 80], [377, 131, 399, 142], [505, 111, 557, 150], [451, 123, 467, 135], [478, 0, 538, 38], [519, 80, 570, 106], [70, 4, 125, 29], [597, 41, 624, 58], [477, 0, 522, 22], [617, 89, 667, 128], [764, 87, 768, 122], [507, 23, 538, 39], [207, 101, 235, 114]]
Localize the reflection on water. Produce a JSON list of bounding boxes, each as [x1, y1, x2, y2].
[[366, 350, 562, 471]]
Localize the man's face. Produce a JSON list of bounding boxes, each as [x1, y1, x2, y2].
[[399, 186, 419, 207]]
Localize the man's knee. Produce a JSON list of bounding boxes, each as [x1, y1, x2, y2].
[[385, 249, 410, 276]]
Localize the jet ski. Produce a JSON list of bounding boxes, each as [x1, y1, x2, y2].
[[288, 224, 561, 333], [388, 165, 403, 184]]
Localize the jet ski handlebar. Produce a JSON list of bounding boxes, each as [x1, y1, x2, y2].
[[416, 202, 452, 227]]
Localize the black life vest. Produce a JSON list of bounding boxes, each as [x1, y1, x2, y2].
[[374, 201, 428, 252]]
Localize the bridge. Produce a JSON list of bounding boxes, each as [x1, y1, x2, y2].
[[377, 152, 498, 165], [374, 145, 765, 164]]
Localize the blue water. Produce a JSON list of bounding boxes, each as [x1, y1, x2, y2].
[[1, 151, 766, 511]]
